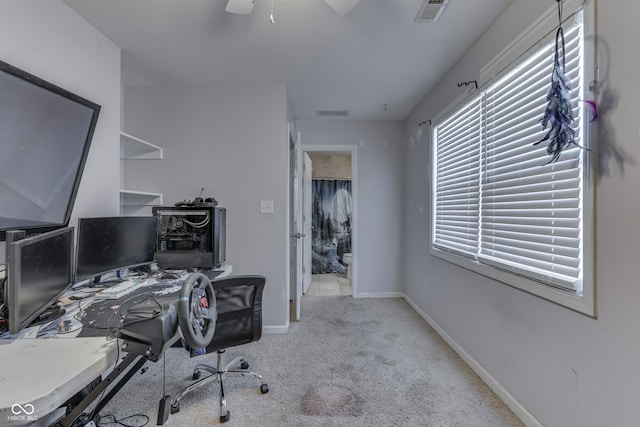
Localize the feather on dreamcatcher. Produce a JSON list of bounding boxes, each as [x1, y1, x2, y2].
[[534, 0, 589, 163]]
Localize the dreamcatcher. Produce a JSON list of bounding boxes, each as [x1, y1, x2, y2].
[[534, 0, 589, 163]]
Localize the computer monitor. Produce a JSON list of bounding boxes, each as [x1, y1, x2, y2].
[[0, 60, 100, 240], [6, 227, 75, 334], [75, 216, 157, 282]]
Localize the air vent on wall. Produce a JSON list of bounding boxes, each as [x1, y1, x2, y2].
[[317, 110, 350, 117], [225, 0, 256, 15], [414, 0, 450, 23]]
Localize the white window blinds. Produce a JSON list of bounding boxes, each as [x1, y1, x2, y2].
[[481, 20, 584, 291], [433, 11, 586, 292], [433, 95, 483, 259]]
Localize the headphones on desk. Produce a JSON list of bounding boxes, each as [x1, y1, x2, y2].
[[175, 188, 218, 208]]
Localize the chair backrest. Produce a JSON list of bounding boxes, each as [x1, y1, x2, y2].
[[201, 275, 265, 354]]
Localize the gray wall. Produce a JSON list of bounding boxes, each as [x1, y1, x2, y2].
[[0, 1, 121, 237], [403, 1, 640, 425], [122, 84, 289, 329], [11, 1, 640, 424], [297, 120, 404, 296]]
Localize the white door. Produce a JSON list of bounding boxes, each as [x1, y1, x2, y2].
[[289, 131, 303, 321], [302, 153, 312, 294]]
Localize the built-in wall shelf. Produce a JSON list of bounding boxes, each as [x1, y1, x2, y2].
[[120, 130, 163, 215], [120, 190, 163, 216], [120, 132, 163, 160]]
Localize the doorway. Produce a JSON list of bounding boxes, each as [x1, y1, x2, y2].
[[302, 146, 357, 298]]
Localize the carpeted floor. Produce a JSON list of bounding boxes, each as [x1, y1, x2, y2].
[[95, 296, 524, 426]]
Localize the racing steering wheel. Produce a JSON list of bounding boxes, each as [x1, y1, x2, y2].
[[177, 273, 217, 349]]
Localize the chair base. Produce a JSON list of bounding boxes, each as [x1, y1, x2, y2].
[[170, 349, 268, 423]]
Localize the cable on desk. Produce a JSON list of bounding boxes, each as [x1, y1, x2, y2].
[[74, 292, 163, 333], [105, 294, 164, 340]]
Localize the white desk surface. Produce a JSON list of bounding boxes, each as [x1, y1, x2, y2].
[[0, 264, 233, 426], [0, 337, 118, 426]]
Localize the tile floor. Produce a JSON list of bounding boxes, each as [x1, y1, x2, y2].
[[306, 273, 352, 296]]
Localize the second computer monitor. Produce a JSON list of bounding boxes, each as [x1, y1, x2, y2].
[[6, 226, 75, 334], [75, 216, 157, 281]]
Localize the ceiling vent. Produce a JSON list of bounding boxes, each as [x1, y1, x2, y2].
[[225, 0, 256, 15], [317, 110, 350, 117], [414, 0, 450, 23]]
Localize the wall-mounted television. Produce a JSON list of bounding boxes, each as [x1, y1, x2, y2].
[[75, 216, 158, 282], [0, 60, 101, 240]]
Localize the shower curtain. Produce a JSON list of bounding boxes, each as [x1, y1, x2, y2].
[[311, 179, 352, 274]]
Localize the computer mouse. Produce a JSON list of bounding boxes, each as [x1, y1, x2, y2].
[[160, 273, 179, 280]]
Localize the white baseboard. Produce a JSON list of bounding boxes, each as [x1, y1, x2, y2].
[[354, 291, 404, 298], [403, 294, 543, 427], [262, 325, 289, 335]]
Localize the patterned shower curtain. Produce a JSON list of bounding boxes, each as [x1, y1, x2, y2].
[[311, 179, 352, 274]]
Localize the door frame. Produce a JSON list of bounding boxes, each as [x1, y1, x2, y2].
[[288, 130, 303, 323], [302, 152, 312, 294], [301, 144, 358, 298]]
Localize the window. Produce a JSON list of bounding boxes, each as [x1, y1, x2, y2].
[[431, 1, 595, 315]]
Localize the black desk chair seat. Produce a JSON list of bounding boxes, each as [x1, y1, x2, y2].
[[170, 275, 268, 423]]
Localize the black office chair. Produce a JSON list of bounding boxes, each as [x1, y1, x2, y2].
[[171, 274, 268, 423]]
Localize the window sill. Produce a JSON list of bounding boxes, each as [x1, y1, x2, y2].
[[430, 247, 596, 317]]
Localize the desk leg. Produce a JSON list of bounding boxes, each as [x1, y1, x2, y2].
[[54, 353, 147, 427]]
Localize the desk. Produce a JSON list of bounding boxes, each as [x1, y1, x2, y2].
[[0, 338, 117, 426], [0, 265, 232, 427]]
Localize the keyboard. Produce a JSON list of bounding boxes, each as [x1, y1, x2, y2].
[[94, 279, 139, 299]]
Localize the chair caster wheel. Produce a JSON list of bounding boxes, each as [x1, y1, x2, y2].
[[192, 370, 201, 380], [260, 384, 269, 394], [240, 360, 249, 370], [220, 411, 230, 423], [170, 404, 180, 414]]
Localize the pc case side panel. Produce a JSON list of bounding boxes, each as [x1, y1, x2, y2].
[[212, 207, 226, 267], [153, 206, 215, 269]]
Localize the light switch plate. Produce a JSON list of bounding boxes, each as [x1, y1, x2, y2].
[[260, 200, 274, 214]]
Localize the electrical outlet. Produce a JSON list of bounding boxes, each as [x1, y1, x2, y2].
[[260, 200, 274, 214]]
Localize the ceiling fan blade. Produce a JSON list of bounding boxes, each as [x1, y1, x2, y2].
[[323, 0, 361, 15], [225, 0, 256, 15]]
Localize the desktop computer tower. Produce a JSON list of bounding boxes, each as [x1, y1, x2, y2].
[[152, 206, 226, 269]]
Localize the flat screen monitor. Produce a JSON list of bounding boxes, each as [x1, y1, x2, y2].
[[6, 227, 75, 335], [0, 59, 101, 240], [75, 216, 157, 281]]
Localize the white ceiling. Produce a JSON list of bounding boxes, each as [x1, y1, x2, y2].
[[63, 0, 514, 121]]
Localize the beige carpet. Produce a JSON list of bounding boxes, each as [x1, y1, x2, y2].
[[94, 296, 524, 426]]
